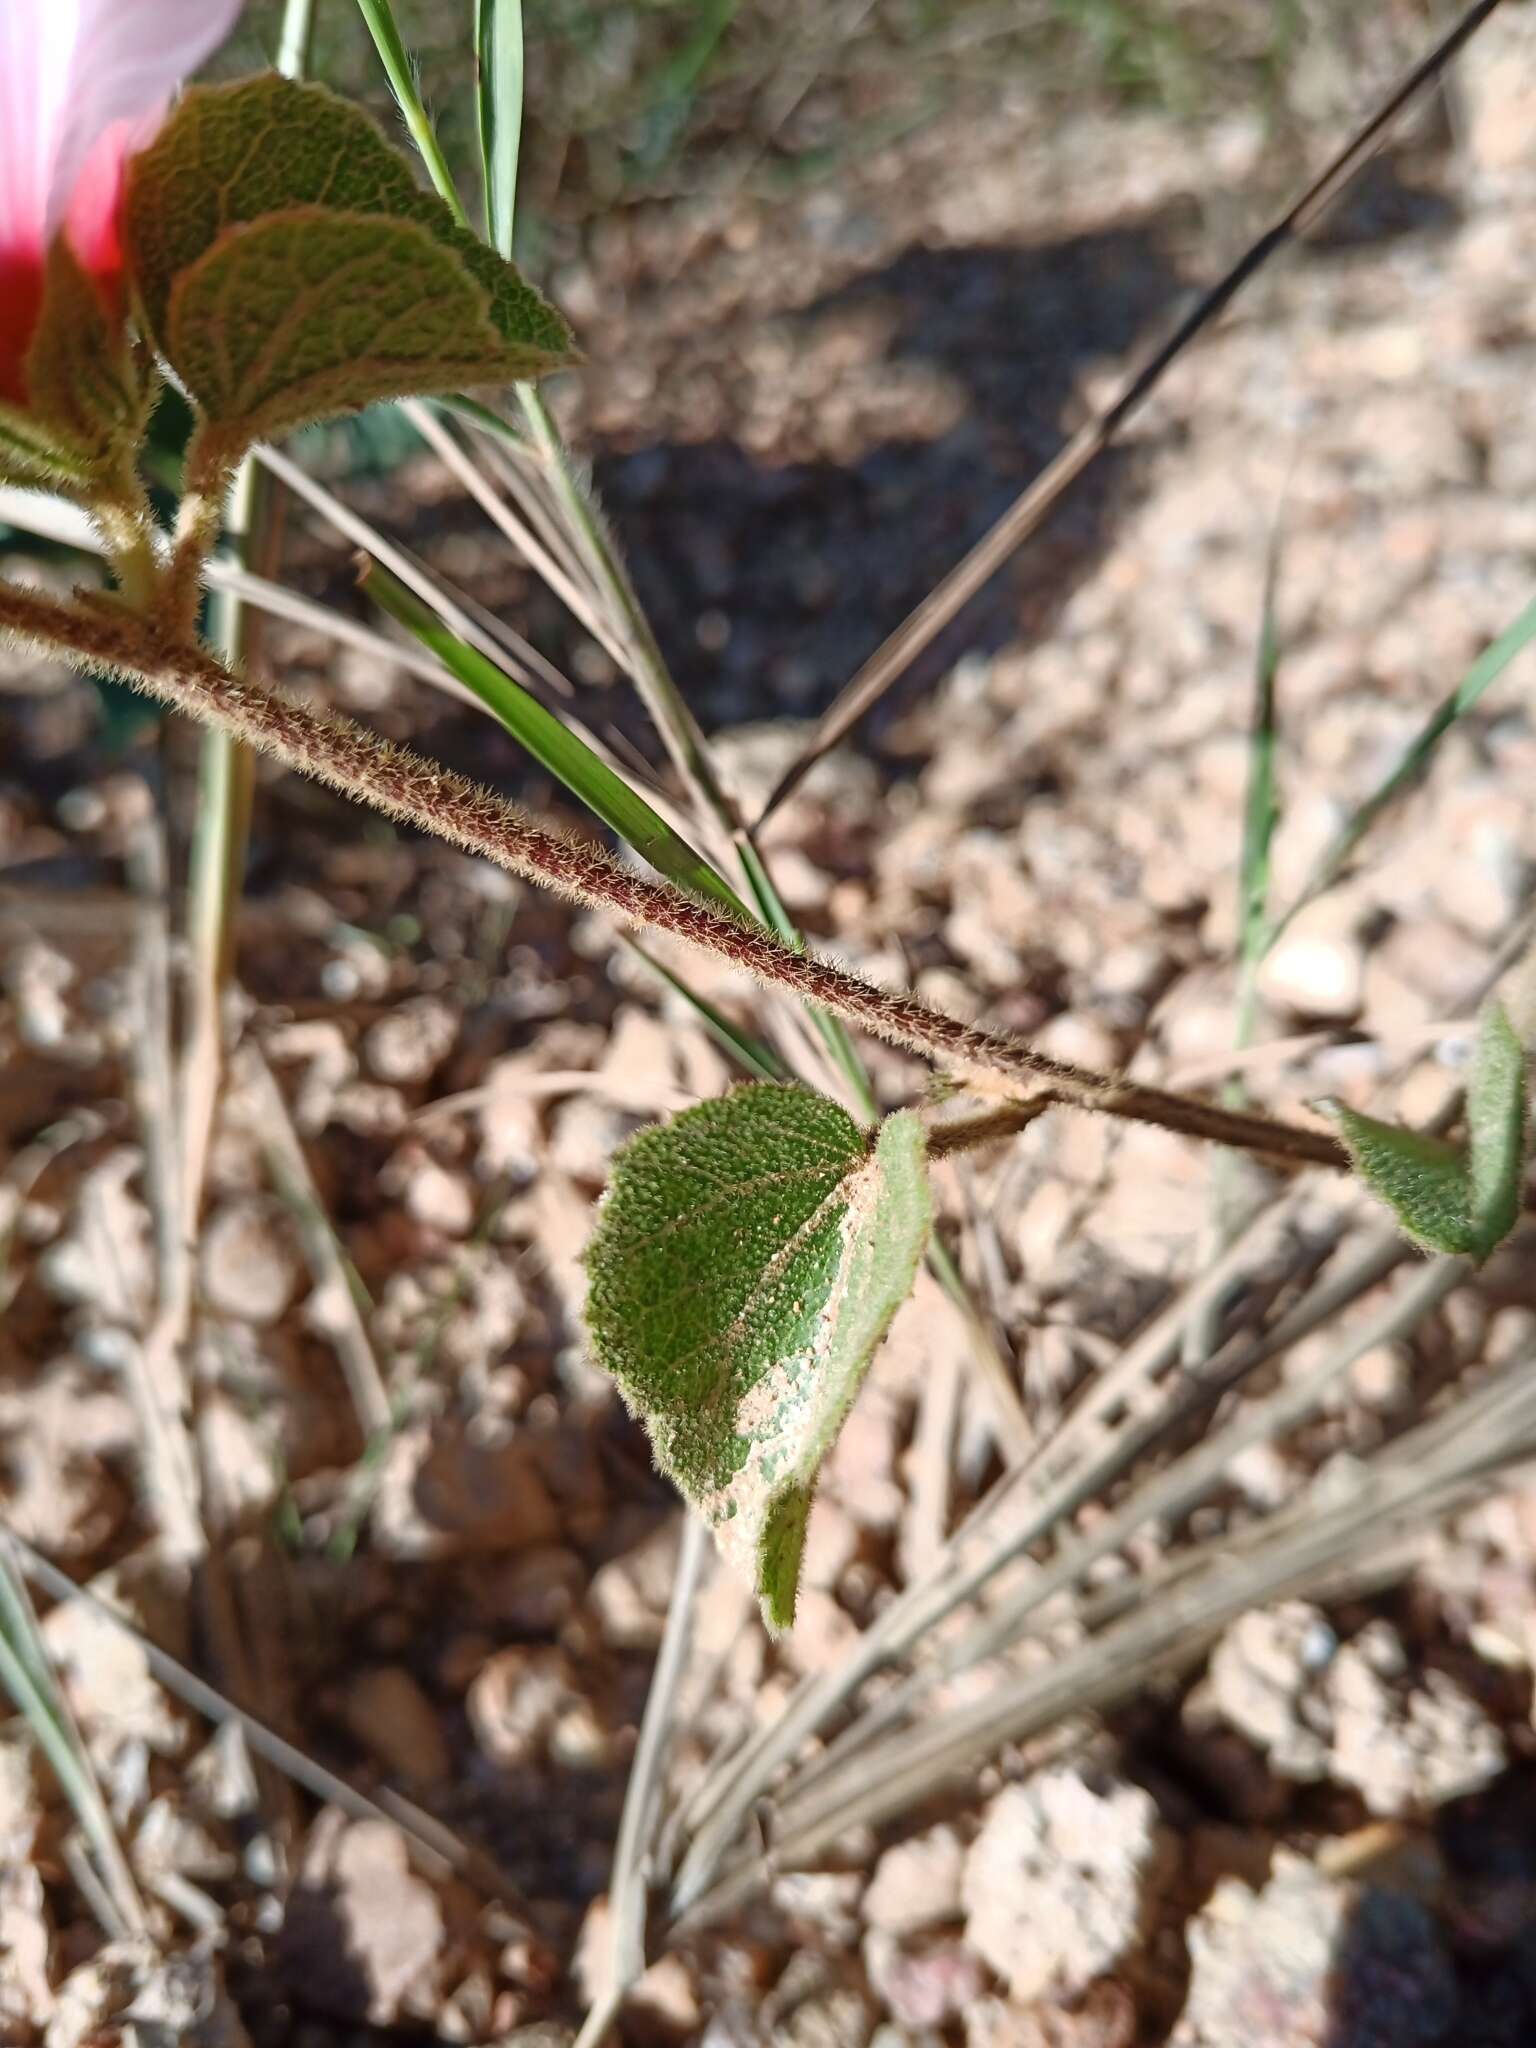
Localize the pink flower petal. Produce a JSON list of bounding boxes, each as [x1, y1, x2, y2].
[[0, 0, 241, 405], [49, 0, 246, 257]]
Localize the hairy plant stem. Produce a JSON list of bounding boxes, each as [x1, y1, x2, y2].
[[0, 577, 1347, 1170]]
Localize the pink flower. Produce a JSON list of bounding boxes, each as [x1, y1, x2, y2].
[[0, 0, 243, 407]]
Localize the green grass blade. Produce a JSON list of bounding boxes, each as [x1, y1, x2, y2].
[[476, 0, 525, 260], [737, 836, 879, 1121], [1236, 537, 1283, 1026], [622, 935, 788, 1083], [353, 0, 469, 222], [361, 559, 751, 921], [0, 1540, 147, 1935], [1273, 587, 1536, 944]]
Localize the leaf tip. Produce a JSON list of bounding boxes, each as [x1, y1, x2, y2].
[[756, 1483, 814, 1636]]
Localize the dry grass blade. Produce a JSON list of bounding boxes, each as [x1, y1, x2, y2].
[[670, 1205, 1408, 1905], [240, 1043, 392, 1439], [0, 1536, 149, 1939], [254, 442, 567, 703], [0, 483, 499, 703], [752, 0, 1510, 826], [574, 1514, 711, 2048], [124, 829, 206, 1566], [684, 1263, 1530, 1928], [402, 400, 630, 670], [5, 1527, 531, 1908]]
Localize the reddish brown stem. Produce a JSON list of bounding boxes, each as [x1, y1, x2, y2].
[[0, 578, 1346, 1172]]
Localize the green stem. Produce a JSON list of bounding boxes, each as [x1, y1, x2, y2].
[[355, 0, 471, 228]]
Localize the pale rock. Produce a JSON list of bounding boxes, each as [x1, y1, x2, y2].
[[547, 1693, 614, 1770], [404, 1160, 475, 1237], [864, 1932, 983, 2030], [773, 1871, 865, 1945], [1349, 1344, 1413, 1413], [43, 1576, 185, 1763], [549, 1095, 643, 1185], [864, 1825, 965, 1936], [364, 996, 457, 1084], [1258, 899, 1364, 1021], [801, 1498, 861, 1592], [822, 1391, 905, 1532], [1016, 1180, 1079, 1281], [630, 1953, 702, 2038], [963, 1989, 1135, 2047], [371, 1420, 560, 1559], [38, 1150, 152, 1324], [1325, 1622, 1504, 1816], [468, 1645, 584, 1768], [780, 1587, 861, 1676], [195, 1395, 282, 1527], [1459, 7, 1536, 175], [1031, 1011, 1119, 1073], [962, 1772, 1172, 2002], [588, 1521, 680, 1650], [1171, 1855, 1454, 2047], [132, 1796, 237, 1889], [281, 1814, 445, 2026], [47, 1942, 252, 2048], [339, 1667, 451, 1787], [331, 1081, 409, 1137], [1187, 1603, 1338, 1784], [199, 1200, 300, 1325], [0, 1860, 51, 2035], [264, 1020, 355, 1134], [0, 1357, 134, 1555]]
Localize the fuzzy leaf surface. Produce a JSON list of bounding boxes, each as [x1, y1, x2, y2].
[[1329, 1108, 1473, 1256], [161, 208, 560, 447], [122, 73, 573, 441], [19, 243, 154, 488], [1330, 999, 1530, 1261], [1467, 998, 1530, 1259], [585, 1084, 931, 1630]]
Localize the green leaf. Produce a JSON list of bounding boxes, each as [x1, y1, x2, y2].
[[160, 207, 560, 450], [1467, 998, 1530, 1259], [585, 1085, 931, 1630], [360, 557, 751, 921], [1328, 999, 1530, 1261], [1327, 1106, 1474, 1256], [17, 241, 156, 490], [123, 73, 574, 440], [0, 405, 91, 493]]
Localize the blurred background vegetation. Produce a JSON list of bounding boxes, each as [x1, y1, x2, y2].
[[215, 1, 1450, 262]]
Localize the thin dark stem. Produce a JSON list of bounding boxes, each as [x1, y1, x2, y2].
[[0, 579, 1346, 1172], [753, 0, 1507, 826]]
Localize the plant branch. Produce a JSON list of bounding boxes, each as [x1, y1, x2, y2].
[[0, 579, 1346, 1171]]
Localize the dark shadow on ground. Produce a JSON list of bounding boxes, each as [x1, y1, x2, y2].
[[591, 222, 1182, 739], [1319, 1772, 1536, 2046]]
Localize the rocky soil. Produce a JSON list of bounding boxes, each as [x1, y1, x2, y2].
[[3, 6, 1536, 2043]]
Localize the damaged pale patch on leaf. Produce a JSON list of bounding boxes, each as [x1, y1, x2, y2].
[[584, 1084, 931, 1631], [123, 73, 574, 448], [1466, 998, 1529, 1258]]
